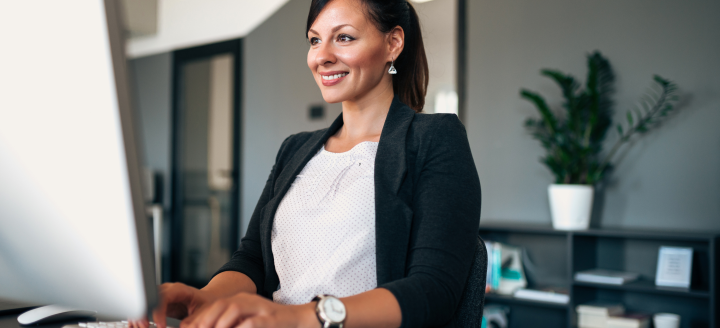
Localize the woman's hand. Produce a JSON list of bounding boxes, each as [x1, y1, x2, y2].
[[130, 282, 215, 328], [179, 293, 318, 328], [155, 283, 216, 327]]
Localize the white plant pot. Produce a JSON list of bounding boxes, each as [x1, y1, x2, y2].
[[548, 184, 594, 230]]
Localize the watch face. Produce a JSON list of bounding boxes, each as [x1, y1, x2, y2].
[[322, 297, 346, 322]]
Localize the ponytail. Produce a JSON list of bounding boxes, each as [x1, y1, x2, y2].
[[307, 0, 429, 112], [396, 2, 429, 112]]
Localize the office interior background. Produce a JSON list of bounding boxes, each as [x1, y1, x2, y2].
[[123, 0, 719, 326]]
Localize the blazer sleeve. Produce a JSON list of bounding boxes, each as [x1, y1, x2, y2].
[[213, 135, 292, 295], [379, 114, 482, 328]]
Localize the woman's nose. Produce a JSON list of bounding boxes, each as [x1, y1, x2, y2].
[[315, 42, 336, 66]]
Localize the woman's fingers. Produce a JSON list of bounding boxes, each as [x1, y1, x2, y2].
[[152, 307, 167, 328], [126, 282, 209, 328], [154, 283, 200, 328], [179, 294, 265, 328], [213, 302, 254, 328], [131, 318, 148, 328], [236, 316, 269, 328], [128, 319, 149, 328], [182, 300, 229, 328]]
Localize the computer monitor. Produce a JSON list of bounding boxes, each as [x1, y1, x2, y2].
[[0, 0, 157, 319]]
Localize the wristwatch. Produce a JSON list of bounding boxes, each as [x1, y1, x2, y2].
[[312, 294, 346, 328]]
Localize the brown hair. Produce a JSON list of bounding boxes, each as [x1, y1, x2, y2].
[[306, 0, 429, 112]]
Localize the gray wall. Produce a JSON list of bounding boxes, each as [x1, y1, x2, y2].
[[129, 53, 173, 270], [240, 0, 342, 234], [130, 0, 720, 233], [467, 0, 720, 229], [129, 52, 172, 210]]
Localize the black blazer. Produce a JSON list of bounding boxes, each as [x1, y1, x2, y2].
[[216, 96, 481, 328]]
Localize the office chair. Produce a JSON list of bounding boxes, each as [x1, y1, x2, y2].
[[448, 235, 488, 327]]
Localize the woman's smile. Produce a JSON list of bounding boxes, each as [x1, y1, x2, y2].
[[320, 71, 350, 86]]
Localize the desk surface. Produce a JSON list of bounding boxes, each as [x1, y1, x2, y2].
[[0, 314, 24, 328], [0, 309, 57, 328]]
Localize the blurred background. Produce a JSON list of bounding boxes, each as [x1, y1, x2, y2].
[[123, 0, 719, 326]]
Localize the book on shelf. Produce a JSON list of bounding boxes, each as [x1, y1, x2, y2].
[[512, 287, 569, 304], [485, 241, 501, 292], [576, 301, 625, 316], [484, 241, 527, 295], [577, 302, 625, 328], [574, 269, 640, 285], [606, 313, 650, 328]]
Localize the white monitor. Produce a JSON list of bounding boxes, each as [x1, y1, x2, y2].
[[0, 0, 158, 319]]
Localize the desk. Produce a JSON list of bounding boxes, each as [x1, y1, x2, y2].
[[0, 309, 65, 328], [0, 314, 26, 328]]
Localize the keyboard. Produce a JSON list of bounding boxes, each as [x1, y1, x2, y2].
[[62, 321, 175, 328]]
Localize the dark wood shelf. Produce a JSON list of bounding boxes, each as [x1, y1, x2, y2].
[[479, 221, 567, 235], [484, 293, 569, 310], [477, 222, 719, 328], [480, 221, 720, 241], [573, 279, 710, 298], [572, 228, 720, 242]]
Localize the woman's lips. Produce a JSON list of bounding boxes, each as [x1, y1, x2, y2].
[[320, 72, 349, 86]]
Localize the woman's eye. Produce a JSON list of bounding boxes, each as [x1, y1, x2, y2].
[[309, 37, 321, 45], [337, 34, 355, 42]]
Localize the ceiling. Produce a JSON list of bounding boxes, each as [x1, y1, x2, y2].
[[122, 0, 290, 58]]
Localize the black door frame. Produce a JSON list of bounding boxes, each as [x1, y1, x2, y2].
[[169, 39, 243, 285]]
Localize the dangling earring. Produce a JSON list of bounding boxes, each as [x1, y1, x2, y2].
[[388, 58, 397, 75]]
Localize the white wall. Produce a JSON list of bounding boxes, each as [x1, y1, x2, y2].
[[414, 0, 456, 114], [127, 0, 289, 58], [466, 0, 720, 229]]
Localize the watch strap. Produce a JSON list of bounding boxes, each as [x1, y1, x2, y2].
[[313, 295, 344, 328]]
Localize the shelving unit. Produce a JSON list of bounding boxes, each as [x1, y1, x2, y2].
[[478, 222, 719, 328]]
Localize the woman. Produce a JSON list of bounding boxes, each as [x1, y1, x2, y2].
[[141, 0, 481, 327]]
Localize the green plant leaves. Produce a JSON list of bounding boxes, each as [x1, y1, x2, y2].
[[520, 51, 615, 184], [520, 89, 558, 135], [602, 76, 680, 171], [520, 52, 681, 185]]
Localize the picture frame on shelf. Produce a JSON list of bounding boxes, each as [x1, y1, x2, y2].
[[655, 246, 693, 289]]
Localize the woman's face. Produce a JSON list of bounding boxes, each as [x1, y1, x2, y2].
[[307, 0, 399, 104]]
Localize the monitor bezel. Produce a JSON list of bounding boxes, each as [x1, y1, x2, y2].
[[103, 0, 159, 314]]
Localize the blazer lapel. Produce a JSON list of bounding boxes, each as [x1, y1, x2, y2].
[[272, 116, 343, 198], [374, 96, 416, 284], [375, 96, 415, 196]]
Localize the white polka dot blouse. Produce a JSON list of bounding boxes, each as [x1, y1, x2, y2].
[[271, 141, 378, 305]]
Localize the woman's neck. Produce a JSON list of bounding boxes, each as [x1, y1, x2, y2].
[[324, 79, 394, 153], [339, 82, 394, 140]]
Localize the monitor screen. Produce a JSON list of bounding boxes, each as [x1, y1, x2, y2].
[[0, 0, 157, 318]]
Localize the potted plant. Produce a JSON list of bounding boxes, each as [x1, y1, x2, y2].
[[521, 51, 680, 230]]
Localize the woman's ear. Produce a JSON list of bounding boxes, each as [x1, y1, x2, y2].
[[387, 26, 405, 61]]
